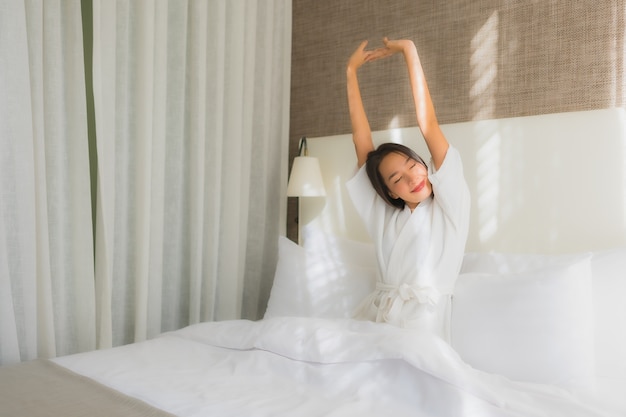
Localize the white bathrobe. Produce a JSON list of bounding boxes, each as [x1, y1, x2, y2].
[[346, 146, 470, 338], [344, 146, 622, 416]]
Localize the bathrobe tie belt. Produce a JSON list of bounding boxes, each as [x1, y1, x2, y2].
[[375, 282, 442, 325]]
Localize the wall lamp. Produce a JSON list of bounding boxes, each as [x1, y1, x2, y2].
[[287, 136, 326, 243]]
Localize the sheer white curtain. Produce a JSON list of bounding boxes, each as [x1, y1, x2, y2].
[[92, 0, 291, 348], [0, 1, 96, 365], [1, 0, 291, 364]]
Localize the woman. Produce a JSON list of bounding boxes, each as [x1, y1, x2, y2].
[[344, 38, 615, 417], [346, 37, 470, 340]]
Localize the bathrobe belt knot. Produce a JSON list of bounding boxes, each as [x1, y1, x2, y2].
[[375, 282, 442, 324]]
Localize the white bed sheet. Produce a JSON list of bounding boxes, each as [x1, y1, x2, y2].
[[53, 317, 622, 417]]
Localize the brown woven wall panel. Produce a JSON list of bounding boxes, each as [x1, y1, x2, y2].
[[290, 0, 624, 138], [287, 0, 625, 241]]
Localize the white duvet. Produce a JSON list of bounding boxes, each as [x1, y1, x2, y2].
[[54, 317, 618, 417]]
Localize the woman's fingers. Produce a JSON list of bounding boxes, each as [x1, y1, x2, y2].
[[349, 38, 400, 66], [367, 47, 394, 62]]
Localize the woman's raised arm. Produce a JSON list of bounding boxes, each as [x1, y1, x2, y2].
[[347, 41, 376, 168], [371, 38, 449, 170]]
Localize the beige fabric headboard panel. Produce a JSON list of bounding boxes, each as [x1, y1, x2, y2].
[[302, 109, 626, 254]]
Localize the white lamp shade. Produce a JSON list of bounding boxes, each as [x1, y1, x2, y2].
[[287, 156, 326, 197]]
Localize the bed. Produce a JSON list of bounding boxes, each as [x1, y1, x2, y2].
[[1, 109, 625, 416]]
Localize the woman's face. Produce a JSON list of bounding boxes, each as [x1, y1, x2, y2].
[[378, 151, 431, 210]]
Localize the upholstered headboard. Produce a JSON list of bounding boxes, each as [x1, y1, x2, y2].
[[301, 108, 626, 254]]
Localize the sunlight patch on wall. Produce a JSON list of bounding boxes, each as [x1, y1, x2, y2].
[[475, 127, 501, 244], [471, 11, 501, 245], [384, 117, 413, 147], [619, 14, 626, 227], [470, 11, 499, 121], [620, 112, 626, 227], [389, 127, 406, 145], [388, 115, 401, 131]]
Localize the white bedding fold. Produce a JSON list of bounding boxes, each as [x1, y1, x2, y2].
[[54, 317, 621, 417]]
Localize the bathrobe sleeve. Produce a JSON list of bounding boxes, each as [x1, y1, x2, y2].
[[428, 146, 471, 231], [345, 165, 391, 240]]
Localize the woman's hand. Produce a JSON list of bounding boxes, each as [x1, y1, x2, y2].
[[347, 40, 374, 72], [367, 37, 415, 62]]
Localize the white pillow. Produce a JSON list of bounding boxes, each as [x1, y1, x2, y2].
[[264, 235, 376, 319], [462, 249, 626, 381], [589, 248, 626, 380], [451, 256, 594, 389]]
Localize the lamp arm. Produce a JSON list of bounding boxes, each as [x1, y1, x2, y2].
[[297, 136, 308, 156]]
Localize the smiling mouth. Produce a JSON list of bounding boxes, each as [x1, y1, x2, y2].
[[412, 180, 426, 193]]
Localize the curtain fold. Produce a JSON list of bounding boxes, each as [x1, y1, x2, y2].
[[0, 0, 96, 365], [1, 0, 291, 364], [92, 0, 291, 347]]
